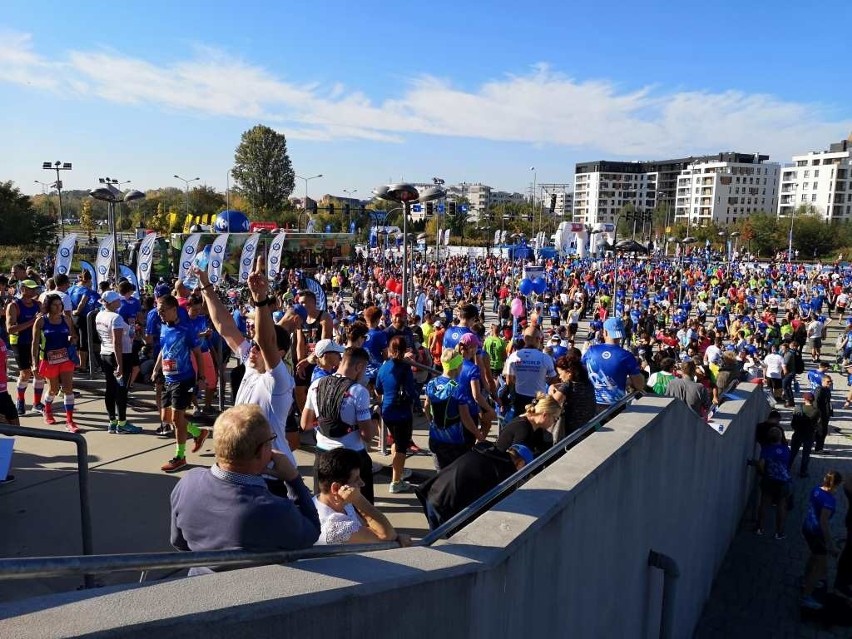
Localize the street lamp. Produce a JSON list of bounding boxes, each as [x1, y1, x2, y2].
[[296, 174, 323, 230], [675, 236, 697, 305], [89, 185, 145, 280], [787, 210, 796, 263], [717, 230, 741, 262], [174, 174, 200, 218], [42, 161, 72, 238], [343, 189, 358, 233], [373, 183, 445, 306]]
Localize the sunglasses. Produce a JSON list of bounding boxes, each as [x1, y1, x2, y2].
[[255, 434, 277, 454]]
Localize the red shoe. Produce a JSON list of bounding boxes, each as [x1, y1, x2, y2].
[[44, 404, 57, 425], [191, 429, 209, 453], [408, 442, 422, 454], [161, 457, 187, 473], [65, 421, 80, 434]]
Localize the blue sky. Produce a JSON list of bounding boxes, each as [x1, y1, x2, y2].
[[2, 0, 851, 201]]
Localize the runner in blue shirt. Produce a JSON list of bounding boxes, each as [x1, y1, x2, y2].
[[152, 294, 204, 474], [582, 318, 645, 409], [801, 471, 843, 609]]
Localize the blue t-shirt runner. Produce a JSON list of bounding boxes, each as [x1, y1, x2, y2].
[[159, 318, 201, 383], [582, 343, 641, 406]]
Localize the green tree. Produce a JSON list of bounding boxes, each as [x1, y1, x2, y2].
[[231, 124, 295, 214], [189, 185, 226, 217], [0, 181, 57, 246]]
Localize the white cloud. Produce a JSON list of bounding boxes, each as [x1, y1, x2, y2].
[[0, 31, 849, 161]]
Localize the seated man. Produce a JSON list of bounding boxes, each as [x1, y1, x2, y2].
[[313, 448, 411, 546], [415, 442, 534, 530], [170, 404, 319, 573]]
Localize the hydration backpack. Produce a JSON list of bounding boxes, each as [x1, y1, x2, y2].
[[315, 375, 357, 438]]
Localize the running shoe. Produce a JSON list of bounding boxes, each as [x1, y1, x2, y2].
[[774, 532, 786, 540], [161, 457, 187, 473], [43, 404, 57, 425], [107, 423, 118, 434], [0, 475, 15, 486], [800, 596, 823, 610], [16, 401, 25, 417], [190, 429, 209, 453], [33, 402, 45, 415], [118, 422, 143, 434], [65, 422, 80, 434], [156, 423, 174, 437], [389, 480, 413, 494]]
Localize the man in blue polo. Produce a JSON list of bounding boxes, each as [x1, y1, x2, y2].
[[582, 317, 645, 413]]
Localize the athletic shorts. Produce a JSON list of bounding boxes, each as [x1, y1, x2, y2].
[[14, 343, 32, 371], [760, 477, 791, 505], [0, 391, 17, 422], [809, 338, 822, 350], [37, 359, 76, 379], [803, 529, 828, 556], [162, 379, 196, 411], [74, 314, 89, 350], [383, 417, 413, 450]]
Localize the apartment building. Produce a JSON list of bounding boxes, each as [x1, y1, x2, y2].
[[777, 138, 852, 221], [674, 155, 779, 226]]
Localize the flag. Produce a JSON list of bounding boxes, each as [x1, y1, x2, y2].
[[443, 229, 451, 246], [493, 230, 500, 246], [207, 233, 230, 284], [415, 292, 426, 319], [305, 217, 315, 233], [53, 233, 78, 277], [136, 233, 158, 288], [95, 235, 114, 287], [238, 233, 260, 282], [303, 276, 327, 311], [267, 231, 286, 280], [119, 265, 140, 299], [79, 260, 97, 286], [178, 233, 202, 280]]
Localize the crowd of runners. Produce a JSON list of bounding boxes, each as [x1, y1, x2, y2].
[[1, 245, 852, 607]]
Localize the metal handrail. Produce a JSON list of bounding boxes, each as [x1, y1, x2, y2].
[[0, 392, 641, 584], [0, 424, 94, 589]]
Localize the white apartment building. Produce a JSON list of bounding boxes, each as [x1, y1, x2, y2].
[[674, 159, 779, 226], [572, 164, 658, 225], [777, 138, 852, 221]]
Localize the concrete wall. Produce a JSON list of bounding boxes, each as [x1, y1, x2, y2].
[[0, 384, 768, 639]]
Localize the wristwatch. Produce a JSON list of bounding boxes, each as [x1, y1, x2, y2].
[[255, 297, 272, 307]]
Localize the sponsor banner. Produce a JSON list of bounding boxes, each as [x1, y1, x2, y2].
[[79, 260, 97, 286], [119, 265, 140, 299], [207, 233, 230, 284], [303, 276, 326, 311], [238, 233, 260, 282], [136, 232, 158, 287], [53, 233, 78, 277], [178, 233, 202, 280], [267, 230, 286, 280], [95, 235, 115, 287]]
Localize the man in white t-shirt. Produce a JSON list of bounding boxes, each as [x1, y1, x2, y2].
[[762, 344, 785, 402], [196, 258, 296, 465], [301, 347, 377, 503], [38, 273, 73, 316], [505, 326, 558, 417], [806, 315, 825, 361]]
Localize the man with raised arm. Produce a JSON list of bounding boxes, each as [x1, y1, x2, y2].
[[195, 257, 297, 465]]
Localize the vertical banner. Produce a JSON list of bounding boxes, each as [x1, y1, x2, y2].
[[53, 233, 78, 277], [95, 235, 115, 287], [79, 260, 97, 286], [238, 233, 260, 282], [443, 229, 451, 246], [207, 233, 230, 285], [305, 217, 315, 233], [119, 265, 140, 299], [493, 230, 500, 246], [136, 232, 158, 288], [303, 277, 327, 311], [267, 231, 285, 280], [178, 233, 202, 280], [500, 230, 509, 244], [415, 292, 426, 320]]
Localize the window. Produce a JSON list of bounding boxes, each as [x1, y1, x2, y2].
[[804, 170, 810, 178], [814, 170, 820, 178], [802, 195, 807, 202], [803, 183, 809, 190]]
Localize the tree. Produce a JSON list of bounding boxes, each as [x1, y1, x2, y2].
[[0, 181, 57, 247], [231, 124, 295, 214], [189, 185, 226, 217], [79, 199, 95, 238]]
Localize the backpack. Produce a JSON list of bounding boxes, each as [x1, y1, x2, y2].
[[425, 377, 465, 445], [790, 408, 815, 434], [315, 375, 358, 438], [794, 351, 805, 375]]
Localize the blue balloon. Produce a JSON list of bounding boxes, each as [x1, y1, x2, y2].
[[518, 278, 534, 295], [214, 210, 250, 233], [532, 277, 547, 295]]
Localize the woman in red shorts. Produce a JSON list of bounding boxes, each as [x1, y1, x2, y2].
[[31, 294, 79, 432]]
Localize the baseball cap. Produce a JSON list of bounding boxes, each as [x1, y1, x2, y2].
[[434, 320, 443, 328], [508, 444, 534, 466], [101, 291, 122, 305], [459, 332, 481, 348], [391, 306, 407, 316], [315, 339, 345, 358], [290, 303, 308, 322], [603, 318, 625, 339], [154, 283, 171, 298], [20, 279, 40, 289]]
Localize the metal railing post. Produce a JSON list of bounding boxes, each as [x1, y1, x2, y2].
[[0, 424, 94, 589]]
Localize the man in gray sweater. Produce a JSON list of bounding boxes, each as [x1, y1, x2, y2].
[[664, 360, 711, 417], [170, 405, 319, 570]]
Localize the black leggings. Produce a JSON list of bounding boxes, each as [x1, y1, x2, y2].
[[100, 353, 132, 421]]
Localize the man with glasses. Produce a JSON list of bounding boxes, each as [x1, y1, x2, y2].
[[170, 405, 319, 573], [195, 258, 297, 465], [152, 293, 205, 473]]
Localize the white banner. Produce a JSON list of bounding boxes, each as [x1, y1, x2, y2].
[[305, 217, 315, 233], [238, 233, 260, 283], [95, 235, 114, 287], [53, 233, 78, 277], [493, 230, 500, 245], [178, 233, 202, 280], [443, 229, 451, 246], [267, 230, 286, 280], [136, 233, 158, 288], [207, 233, 230, 284]]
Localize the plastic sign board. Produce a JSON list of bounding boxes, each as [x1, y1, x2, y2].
[[249, 221, 278, 232]]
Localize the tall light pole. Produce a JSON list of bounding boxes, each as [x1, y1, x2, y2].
[[90, 185, 145, 279], [343, 189, 357, 233], [432, 177, 445, 262], [787, 210, 796, 262], [296, 174, 323, 231], [42, 161, 72, 238], [174, 174, 200, 219], [529, 166, 537, 235]]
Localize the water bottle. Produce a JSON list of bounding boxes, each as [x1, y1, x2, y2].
[[182, 246, 211, 290]]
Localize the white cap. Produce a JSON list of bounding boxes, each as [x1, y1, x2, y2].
[[315, 339, 345, 357]]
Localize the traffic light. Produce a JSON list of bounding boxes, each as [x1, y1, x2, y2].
[[549, 194, 557, 213], [328, 203, 335, 215], [343, 203, 350, 216], [448, 201, 457, 216], [426, 202, 433, 216], [309, 200, 318, 214]]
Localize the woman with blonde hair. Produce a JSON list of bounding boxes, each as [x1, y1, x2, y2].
[[495, 391, 559, 457]]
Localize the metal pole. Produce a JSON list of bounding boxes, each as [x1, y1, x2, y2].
[[788, 210, 794, 262], [402, 201, 409, 307], [54, 166, 65, 238], [110, 201, 119, 283]]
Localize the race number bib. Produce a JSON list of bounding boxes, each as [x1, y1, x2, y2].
[[46, 348, 69, 365], [162, 359, 177, 373]]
